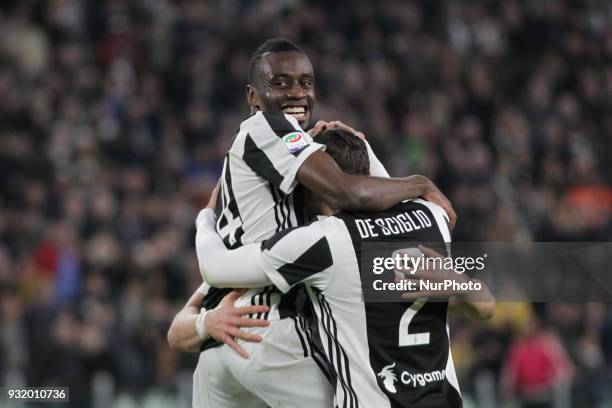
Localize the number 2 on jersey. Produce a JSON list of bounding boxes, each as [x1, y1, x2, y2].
[[399, 299, 430, 347]]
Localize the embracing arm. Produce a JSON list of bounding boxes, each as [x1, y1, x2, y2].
[[297, 151, 456, 229], [196, 209, 272, 288], [167, 287, 208, 352], [167, 287, 270, 357]]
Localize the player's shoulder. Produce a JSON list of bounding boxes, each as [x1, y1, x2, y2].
[[260, 218, 324, 251], [240, 111, 302, 134]]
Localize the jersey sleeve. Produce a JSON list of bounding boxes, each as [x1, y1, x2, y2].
[[239, 111, 324, 195], [415, 198, 452, 256], [364, 139, 390, 177], [196, 209, 272, 288], [257, 221, 334, 293], [196, 282, 210, 296]]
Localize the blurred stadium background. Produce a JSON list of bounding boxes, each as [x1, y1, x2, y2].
[[0, 0, 611, 407]]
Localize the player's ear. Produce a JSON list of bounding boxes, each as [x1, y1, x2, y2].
[[246, 85, 259, 111]]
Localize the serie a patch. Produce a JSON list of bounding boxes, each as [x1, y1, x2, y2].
[[281, 131, 309, 154]]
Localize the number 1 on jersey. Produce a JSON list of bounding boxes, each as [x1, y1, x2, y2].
[[399, 299, 430, 347]]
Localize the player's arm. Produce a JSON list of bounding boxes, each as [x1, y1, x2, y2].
[[196, 208, 273, 288], [298, 152, 455, 225], [167, 286, 208, 352], [245, 112, 455, 229], [197, 208, 332, 293], [448, 279, 495, 320], [397, 201, 494, 319], [399, 245, 495, 320], [167, 286, 270, 357]]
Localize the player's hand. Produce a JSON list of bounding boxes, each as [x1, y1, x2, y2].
[[205, 289, 270, 358], [308, 120, 366, 140], [206, 181, 220, 210], [308, 120, 329, 137], [420, 180, 456, 230], [396, 245, 470, 301], [326, 121, 366, 140]]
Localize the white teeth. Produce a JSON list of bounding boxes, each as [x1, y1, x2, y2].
[[283, 107, 305, 114]]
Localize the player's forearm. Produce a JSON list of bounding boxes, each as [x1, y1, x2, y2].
[[195, 209, 273, 288], [167, 307, 205, 352], [339, 174, 432, 212], [298, 151, 430, 212], [202, 245, 272, 288]]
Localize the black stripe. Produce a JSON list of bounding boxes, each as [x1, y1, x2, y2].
[[277, 286, 297, 319], [264, 287, 272, 320], [256, 290, 265, 319], [220, 155, 245, 249], [322, 294, 352, 408], [261, 226, 299, 251], [272, 186, 288, 231], [292, 186, 306, 226], [243, 133, 284, 189], [276, 237, 334, 286], [299, 315, 334, 384], [255, 287, 270, 320], [279, 192, 291, 229], [248, 294, 256, 319], [323, 294, 358, 407], [317, 291, 358, 408], [328, 300, 358, 407], [303, 296, 336, 386], [261, 111, 297, 137], [291, 316, 309, 358], [316, 292, 348, 407], [201, 287, 231, 310], [269, 185, 284, 232], [284, 194, 293, 228]]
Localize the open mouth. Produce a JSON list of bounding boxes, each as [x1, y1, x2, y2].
[[283, 105, 308, 124]]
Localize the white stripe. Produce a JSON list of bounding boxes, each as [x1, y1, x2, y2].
[[445, 323, 461, 396]]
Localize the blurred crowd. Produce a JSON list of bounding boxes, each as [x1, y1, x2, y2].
[[0, 0, 610, 407]]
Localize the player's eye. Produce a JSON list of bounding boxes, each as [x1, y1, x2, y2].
[[272, 79, 289, 88], [301, 79, 313, 88]]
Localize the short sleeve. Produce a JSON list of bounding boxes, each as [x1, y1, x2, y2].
[[257, 221, 334, 293], [240, 112, 324, 194]]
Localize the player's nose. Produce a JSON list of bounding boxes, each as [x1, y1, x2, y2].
[[286, 81, 305, 99]]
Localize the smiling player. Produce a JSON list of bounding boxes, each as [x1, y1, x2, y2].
[[174, 38, 457, 408], [198, 129, 495, 407]]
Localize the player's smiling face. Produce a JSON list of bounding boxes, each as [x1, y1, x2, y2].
[[250, 51, 315, 129]]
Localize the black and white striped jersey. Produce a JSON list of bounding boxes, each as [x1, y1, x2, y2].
[[202, 110, 389, 320], [259, 199, 462, 408], [203, 111, 324, 320], [216, 111, 323, 248]]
